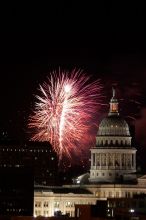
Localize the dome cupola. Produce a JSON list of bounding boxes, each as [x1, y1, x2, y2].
[[108, 87, 119, 116]]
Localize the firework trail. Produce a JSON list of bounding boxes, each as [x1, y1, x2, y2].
[[29, 69, 102, 160]]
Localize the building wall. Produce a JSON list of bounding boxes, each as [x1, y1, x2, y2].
[[34, 192, 96, 217], [0, 167, 34, 216], [90, 148, 136, 183], [34, 178, 146, 218]]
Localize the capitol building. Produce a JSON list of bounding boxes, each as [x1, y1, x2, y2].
[[34, 89, 146, 217]]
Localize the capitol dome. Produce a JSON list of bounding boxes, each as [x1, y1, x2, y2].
[[98, 115, 130, 136], [89, 88, 136, 184], [96, 88, 131, 148]]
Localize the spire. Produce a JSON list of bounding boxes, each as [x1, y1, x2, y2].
[[108, 87, 119, 116]]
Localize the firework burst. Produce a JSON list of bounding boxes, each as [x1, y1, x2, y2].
[[29, 69, 102, 160]]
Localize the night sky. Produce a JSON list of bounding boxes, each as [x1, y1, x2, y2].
[[0, 1, 146, 159]]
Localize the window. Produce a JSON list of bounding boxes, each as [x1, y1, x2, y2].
[[102, 173, 105, 176], [111, 103, 118, 112], [116, 192, 119, 198], [44, 202, 49, 207], [95, 191, 100, 197], [97, 173, 98, 176], [109, 173, 112, 176], [35, 202, 41, 208], [65, 201, 73, 207], [109, 192, 112, 198], [103, 191, 106, 197], [125, 192, 131, 198], [54, 201, 59, 208]]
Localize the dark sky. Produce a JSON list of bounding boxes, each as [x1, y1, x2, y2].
[[0, 2, 146, 146]]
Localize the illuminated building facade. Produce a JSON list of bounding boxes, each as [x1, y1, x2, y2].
[[34, 89, 146, 217], [34, 186, 95, 217]]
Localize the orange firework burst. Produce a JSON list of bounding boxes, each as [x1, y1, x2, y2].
[[28, 69, 102, 160]]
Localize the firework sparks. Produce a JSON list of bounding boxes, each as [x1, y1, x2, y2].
[[29, 69, 102, 160]]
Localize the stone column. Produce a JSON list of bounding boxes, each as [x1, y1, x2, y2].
[[100, 153, 101, 169], [101, 154, 102, 167], [124, 154, 126, 169], [125, 154, 127, 170], [113, 153, 115, 168], [95, 153, 97, 167], [92, 153, 94, 166], [106, 153, 108, 169], [119, 153, 122, 169]]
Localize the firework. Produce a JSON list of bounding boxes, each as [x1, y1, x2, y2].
[[29, 69, 102, 160]]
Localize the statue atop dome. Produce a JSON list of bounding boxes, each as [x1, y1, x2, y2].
[[112, 87, 115, 98]]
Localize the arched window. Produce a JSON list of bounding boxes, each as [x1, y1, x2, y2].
[[115, 140, 119, 146], [109, 191, 112, 198], [110, 140, 113, 146], [105, 140, 108, 146]]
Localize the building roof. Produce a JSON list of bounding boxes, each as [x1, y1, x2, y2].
[[34, 185, 92, 194]]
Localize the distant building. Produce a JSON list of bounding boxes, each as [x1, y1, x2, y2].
[[75, 197, 146, 220], [34, 186, 94, 217], [75, 202, 107, 220], [107, 196, 146, 219], [0, 167, 33, 216], [34, 89, 146, 218], [0, 141, 58, 185]]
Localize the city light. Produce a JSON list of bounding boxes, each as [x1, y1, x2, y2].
[[129, 209, 135, 213]]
